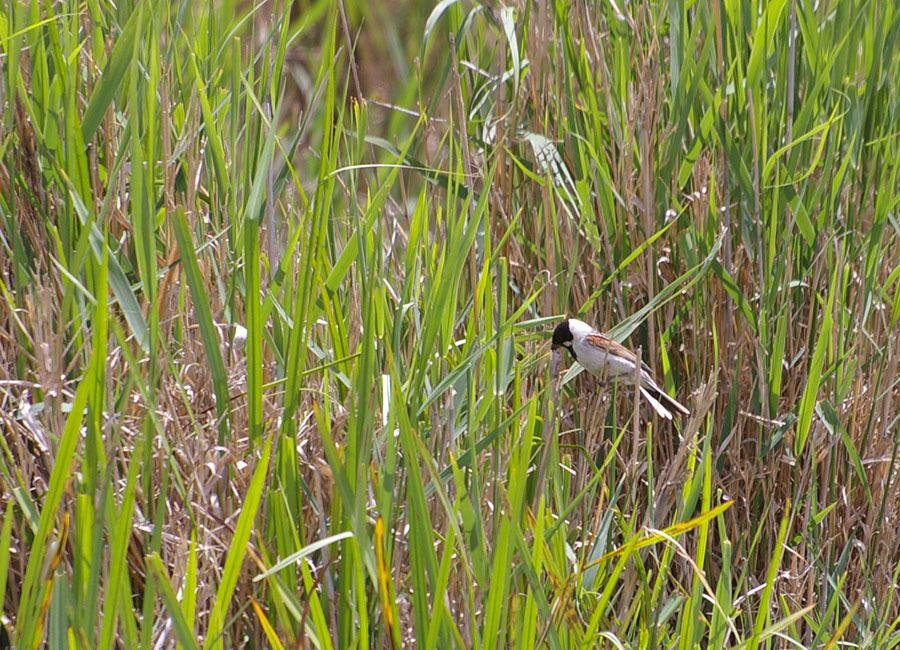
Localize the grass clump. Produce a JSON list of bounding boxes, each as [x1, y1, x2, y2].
[[1, 0, 898, 647]]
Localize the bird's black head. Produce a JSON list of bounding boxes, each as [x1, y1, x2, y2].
[[551, 320, 577, 359]]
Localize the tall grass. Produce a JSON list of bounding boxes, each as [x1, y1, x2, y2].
[[1, 0, 898, 647]]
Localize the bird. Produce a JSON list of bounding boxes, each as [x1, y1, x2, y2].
[[551, 318, 690, 420]]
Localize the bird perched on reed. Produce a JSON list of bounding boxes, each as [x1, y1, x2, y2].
[[551, 318, 689, 420]]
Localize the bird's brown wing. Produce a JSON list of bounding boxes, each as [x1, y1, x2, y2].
[[584, 333, 653, 373]]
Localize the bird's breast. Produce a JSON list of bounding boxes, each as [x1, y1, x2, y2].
[[573, 341, 638, 381]]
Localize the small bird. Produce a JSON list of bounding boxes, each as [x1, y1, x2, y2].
[[551, 318, 690, 419]]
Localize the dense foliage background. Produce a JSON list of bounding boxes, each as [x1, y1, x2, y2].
[[1, 0, 898, 647]]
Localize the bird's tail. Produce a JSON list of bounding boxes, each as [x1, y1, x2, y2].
[[639, 383, 690, 419]]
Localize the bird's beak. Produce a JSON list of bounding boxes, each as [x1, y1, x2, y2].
[[551, 343, 560, 351]]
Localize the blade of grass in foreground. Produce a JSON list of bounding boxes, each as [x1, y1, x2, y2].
[[171, 207, 231, 444], [13, 241, 112, 646], [241, 85, 279, 447], [747, 501, 793, 650], [15, 367, 93, 648], [254, 531, 354, 582], [0, 500, 13, 614], [203, 435, 273, 650], [587, 500, 734, 567], [179, 534, 199, 650], [81, 3, 145, 141], [395, 390, 441, 645], [98, 418, 143, 649], [482, 399, 537, 648], [250, 597, 286, 650], [67, 186, 150, 352], [146, 554, 201, 650], [794, 258, 838, 458]]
